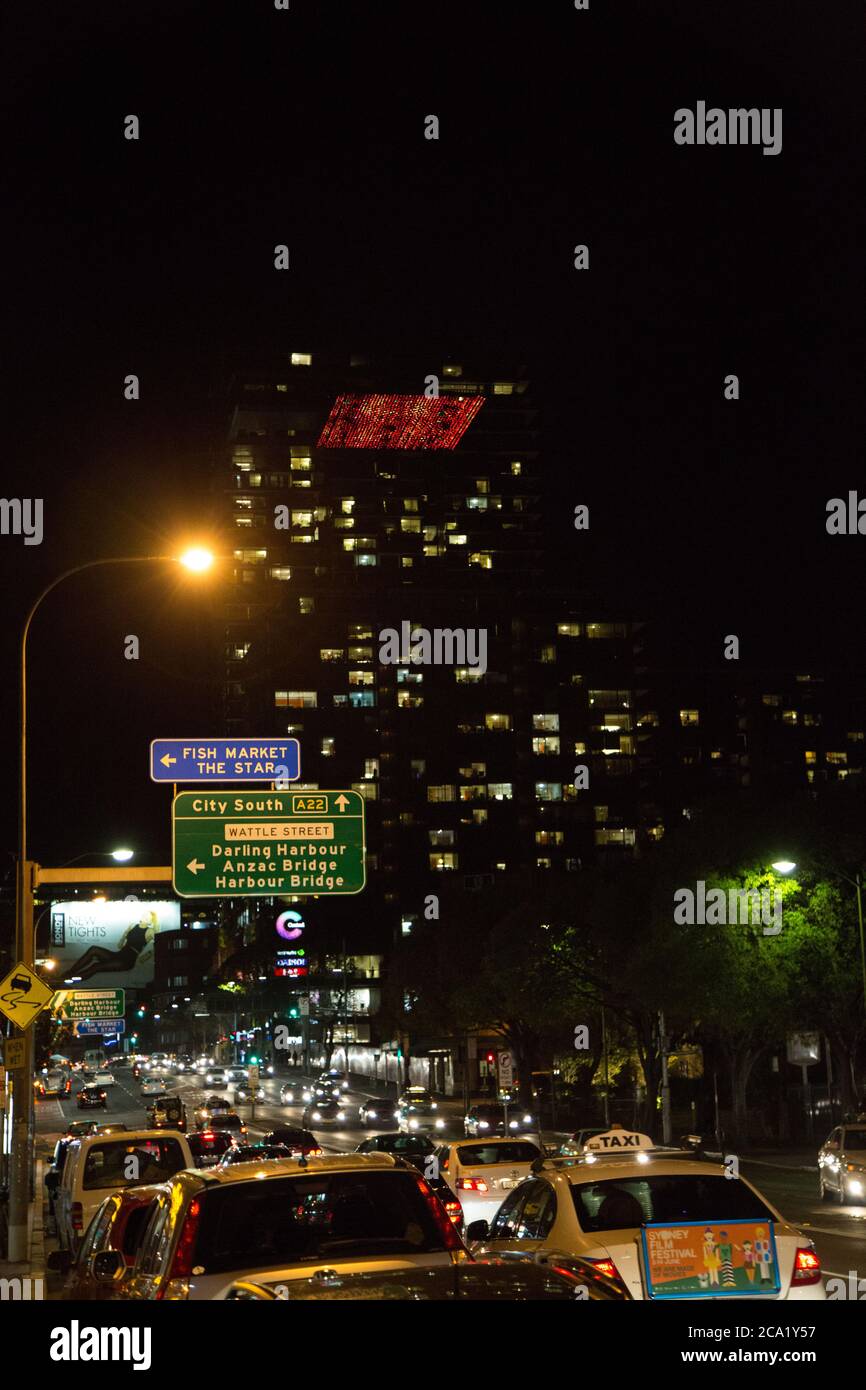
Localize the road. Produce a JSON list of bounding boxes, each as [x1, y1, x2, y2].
[[35, 1069, 866, 1295]]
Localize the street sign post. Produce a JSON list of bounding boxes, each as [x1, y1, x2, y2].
[[0, 962, 56, 1029], [75, 1019, 126, 1036], [497, 1050, 514, 1089], [54, 989, 125, 1021], [151, 738, 301, 784], [3, 1038, 27, 1068], [171, 789, 366, 897]]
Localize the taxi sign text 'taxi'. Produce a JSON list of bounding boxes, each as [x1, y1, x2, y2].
[[171, 789, 366, 897], [0, 962, 56, 1029]]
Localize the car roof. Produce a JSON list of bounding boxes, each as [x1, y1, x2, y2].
[[448, 1136, 540, 1149], [192, 1152, 400, 1186], [552, 1154, 746, 1183], [70, 1128, 190, 1150]]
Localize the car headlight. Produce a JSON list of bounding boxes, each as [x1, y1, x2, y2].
[[337, 1111, 346, 1121], [509, 1120, 519, 1129], [479, 1121, 489, 1130], [367, 1110, 377, 1119], [847, 1177, 864, 1196], [435, 1119, 445, 1129], [431, 1102, 437, 1109], [409, 1119, 419, 1130], [312, 1111, 322, 1120], [523, 1115, 533, 1124]]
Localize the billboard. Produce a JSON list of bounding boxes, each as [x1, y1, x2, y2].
[[49, 901, 181, 989]]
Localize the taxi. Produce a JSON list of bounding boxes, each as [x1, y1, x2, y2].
[[466, 1127, 825, 1301]]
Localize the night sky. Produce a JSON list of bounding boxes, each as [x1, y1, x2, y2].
[[1, 0, 863, 879]]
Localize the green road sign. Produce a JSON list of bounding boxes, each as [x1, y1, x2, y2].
[[172, 789, 366, 898], [55, 988, 125, 1020]]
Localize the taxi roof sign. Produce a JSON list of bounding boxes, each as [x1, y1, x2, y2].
[[584, 1127, 655, 1154]]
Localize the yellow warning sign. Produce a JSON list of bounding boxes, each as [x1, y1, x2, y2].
[[0, 962, 56, 1030]]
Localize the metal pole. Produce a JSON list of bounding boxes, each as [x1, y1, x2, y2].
[[824, 1034, 835, 1125], [659, 1011, 672, 1145], [601, 1005, 610, 1126]]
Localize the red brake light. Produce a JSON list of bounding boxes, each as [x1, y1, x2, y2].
[[589, 1258, 619, 1281], [415, 1176, 462, 1250], [792, 1246, 821, 1285], [444, 1200, 462, 1224], [162, 1197, 202, 1289], [456, 1177, 489, 1194]]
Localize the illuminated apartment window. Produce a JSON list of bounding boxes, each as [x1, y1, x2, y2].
[[532, 736, 560, 755], [594, 805, 609, 822], [422, 545, 445, 558], [849, 731, 865, 742], [637, 711, 659, 727], [533, 715, 560, 733], [459, 762, 486, 778], [348, 645, 373, 660], [493, 382, 514, 395], [292, 477, 311, 488], [343, 537, 357, 551], [446, 534, 467, 548], [352, 782, 378, 801], [340, 498, 355, 514], [333, 694, 347, 707], [233, 448, 253, 469], [573, 741, 587, 755], [597, 713, 632, 732], [291, 352, 312, 366], [299, 597, 314, 614], [804, 713, 821, 727], [470, 808, 488, 825], [248, 473, 262, 487], [679, 710, 700, 727], [589, 691, 631, 709], [401, 556, 414, 568], [466, 496, 488, 511], [557, 623, 582, 637], [826, 752, 848, 766], [619, 737, 635, 755], [276, 384, 287, 392], [348, 670, 374, 687], [356, 554, 377, 567], [403, 498, 419, 513], [429, 829, 455, 846], [474, 479, 489, 495], [397, 668, 422, 684], [235, 517, 253, 527], [320, 649, 344, 662], [536, 858, 553, 870], [586, 622, 628, 639], [806, 769, 815, 784], [443, 363, 462, 377], [275, 691, 317, 709], [422, 525, 439, 543], [363, 758, 379, 780], [804, 750, 817, 765], [400, 812, 416, 827], [269, 567, 292, 581], [510, 461, 522, 476], [401, 915, 418, 937], [349, 690, 375, 708], [430, 853, 458, 871], [454, 667, 483, 683], [469, 552, 493, 569], [459, 785, 486, 802], [536, 830, 565, 847], [427, 785, 456, 803], [782, 710, 798, 725], [234, 549, 267, 563], [595, 828, 636, 847], [334, 517, 355, 530], [410, 759, 426, 779], [487, 783, 513, 801], [291, 510, 313, 527], [397, 690, 424, 709], [535, 783, 562, 802], [291, 534, 313, 544], [485, 713, 511, 731], [321, 737, 336, 757], [235, 497, 253, 510], [710, 750, 723, 761], [400, 517, 421, 533]]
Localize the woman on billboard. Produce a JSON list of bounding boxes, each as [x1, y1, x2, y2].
[[63, 909, 160, 982]]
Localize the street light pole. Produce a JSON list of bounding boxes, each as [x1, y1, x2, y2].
[[8, 553, 209, 1262]]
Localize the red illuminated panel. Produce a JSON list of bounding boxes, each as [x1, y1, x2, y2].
[[317, 394, 484, 450]]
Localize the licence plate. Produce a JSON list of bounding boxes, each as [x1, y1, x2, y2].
[[500, 1179, 517, 1189]]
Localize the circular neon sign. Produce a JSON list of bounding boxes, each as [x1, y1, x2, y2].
[[276, 909, 305, 941]]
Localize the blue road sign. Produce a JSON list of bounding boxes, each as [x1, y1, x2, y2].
[[76, 1019, 126, 1035], [150, 738, 301, 784]]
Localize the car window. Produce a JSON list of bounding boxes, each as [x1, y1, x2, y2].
[[456, 1142, 540, 1167], [828, 1128, 842, 1145], [121, 1202, 158, 1257], [489, 1186, 530, 1240], [135, 1197, 173, 1275], [570, 1175, 775, 1233], [515, 1181, 556, 1240], [843, 1129, 866, 1149], [82, 1139, 187, 1191], [191, 1172, 452, 1274], [78, 1198, 116, 1265]]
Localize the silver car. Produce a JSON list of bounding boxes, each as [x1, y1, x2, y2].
[[818, 1123, 866, 1204]]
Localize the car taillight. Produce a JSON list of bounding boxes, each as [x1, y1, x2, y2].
[[310, 1148, 323, 1156], [415, 1177, 463, 1250], [158, 1197, 202, 1298], [456, 1177, 489, 1194], [71, 1202, 83, 1232], [444, 1200, 462, 1225], [792, 1246, 821, 1285], [589, 1257, 620, 1281]]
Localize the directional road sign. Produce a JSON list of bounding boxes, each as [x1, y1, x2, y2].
[[0, 962, 56, 1029], [172, 789, 366, 898], [150, 738, 301, 784], [75, 1019, 126, 1036], [54, 989, 125, 1021]]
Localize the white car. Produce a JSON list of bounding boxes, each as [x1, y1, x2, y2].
[[434, 1137, 542, 1227], [55, 1128, 194, 1254], [205, 1068, 230, 1087], [818, 1122, 866, 1204], [140, 1077, 167, 1097], [467, 1132, 825, 1301], [97, 1070, 116, 1087]]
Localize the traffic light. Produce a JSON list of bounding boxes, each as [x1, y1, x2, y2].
[[288, 1007, 299, 1019], [486, 1052, 495, 1065]]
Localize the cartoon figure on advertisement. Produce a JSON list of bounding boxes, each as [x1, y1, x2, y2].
[[753, 1226, 774, 1283], [702, 1228, 721, 1286]]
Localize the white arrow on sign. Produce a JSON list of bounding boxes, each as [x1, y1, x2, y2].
[[186, 859, 206, 875], [334, 795, 350, 811], [161, 753, 177, 767]]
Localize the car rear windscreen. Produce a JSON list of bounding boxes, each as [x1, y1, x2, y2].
[[192, 1171, 449, 1274], [570, 1175, 776, 1233], [82, 1139, 187, 1190], [456, 1142, 540, 1166]]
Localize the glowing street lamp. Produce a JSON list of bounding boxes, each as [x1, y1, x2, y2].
[[179, 546, 215, 573], [110, 848, 135, 862], [771, 861, 797, 875]]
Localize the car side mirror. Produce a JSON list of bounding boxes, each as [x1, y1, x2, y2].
[[91, 1249, 127, 1283], [47, 1249, 73, 1275], [466, 1220, 490, 1242]]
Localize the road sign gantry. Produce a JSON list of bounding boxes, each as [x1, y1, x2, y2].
[[171, 789, 366, 897]]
